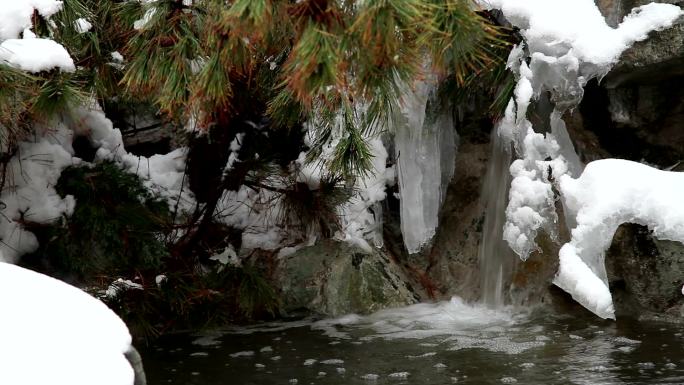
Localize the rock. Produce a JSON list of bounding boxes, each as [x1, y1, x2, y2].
[[417, 134, 490, 302], [598, 0, 684, 87], [275, 240, 420, 316], [607, 224, 684, 319]]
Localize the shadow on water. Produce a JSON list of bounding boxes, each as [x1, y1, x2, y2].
[[141, 300, 684, 385]]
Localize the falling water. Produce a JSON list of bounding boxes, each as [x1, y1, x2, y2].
[[479, 128, 516, 308]]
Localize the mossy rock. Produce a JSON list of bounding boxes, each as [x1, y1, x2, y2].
[[275, 240, 420, 317]]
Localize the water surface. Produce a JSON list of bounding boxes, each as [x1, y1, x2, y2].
[[142, 298, 684, 384]]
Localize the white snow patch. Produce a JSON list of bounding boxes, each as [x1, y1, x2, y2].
[[74, 18, 92, 33], [0, 262, 135, 385], [0, 38, 75, 73], [0, 125, 77, 263], [320, 359, 344, 365], [103, 278, 143, 300], [0, 0, 63, 41]]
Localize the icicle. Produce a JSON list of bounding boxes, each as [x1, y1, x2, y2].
[[394, 81, 457, 254]]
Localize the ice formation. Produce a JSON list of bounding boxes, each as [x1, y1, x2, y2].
[[0, 262, 135, 385], [393, 80, 457, 254], [481, 0, 683, 318], [0, 37, 75, 73]]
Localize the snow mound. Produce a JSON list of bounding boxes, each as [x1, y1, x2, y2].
[[0, 262, 134, 385], [556, 159, 684, 319]]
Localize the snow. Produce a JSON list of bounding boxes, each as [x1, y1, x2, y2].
[[0, 0, 77, 73], [155, 274, 167, 286], [111, 51, 124, 63], [133, 7, 156, 30], [320, 359, 344, 365], [0, 262, 134, 385], [75, 18, 92, 33], [554, 159, 684, 319], [483, 0, 683, 317], [0, 38, 75, 73], [210, 245, 240, 267], [0, 0, 63, 41], [70, 102, 195, 214], [103, 278, 144, 300], [393, 79, 456, 254], [0, 100, 193, 264], [220, 106, 395, 254], [0, 125, 78, 263], [479, 0, 682, 66]]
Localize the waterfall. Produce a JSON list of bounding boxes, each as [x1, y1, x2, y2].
[[478, 128, 516, 307]]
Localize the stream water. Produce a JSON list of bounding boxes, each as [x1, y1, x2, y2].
[[141, 298, 684, 385]]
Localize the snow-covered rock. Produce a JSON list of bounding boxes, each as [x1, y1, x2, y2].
[[0, 262, 140, 385], [556, 159, 684, 319], [482, 0, 683, 317]]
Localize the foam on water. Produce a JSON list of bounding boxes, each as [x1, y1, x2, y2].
[[315, 297, 522, 340]]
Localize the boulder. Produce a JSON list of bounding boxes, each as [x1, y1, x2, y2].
[[275, 240, 420, 317], [607, 224, 684, 319]]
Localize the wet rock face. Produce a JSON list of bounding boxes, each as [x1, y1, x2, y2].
[[607, 224, 684, 319], [275, 240, 420, 317], [420, 136, 489, 302]]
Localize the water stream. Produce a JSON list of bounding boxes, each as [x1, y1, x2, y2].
[[141, 299, 684, 385], [478, 129, 516, 308]]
